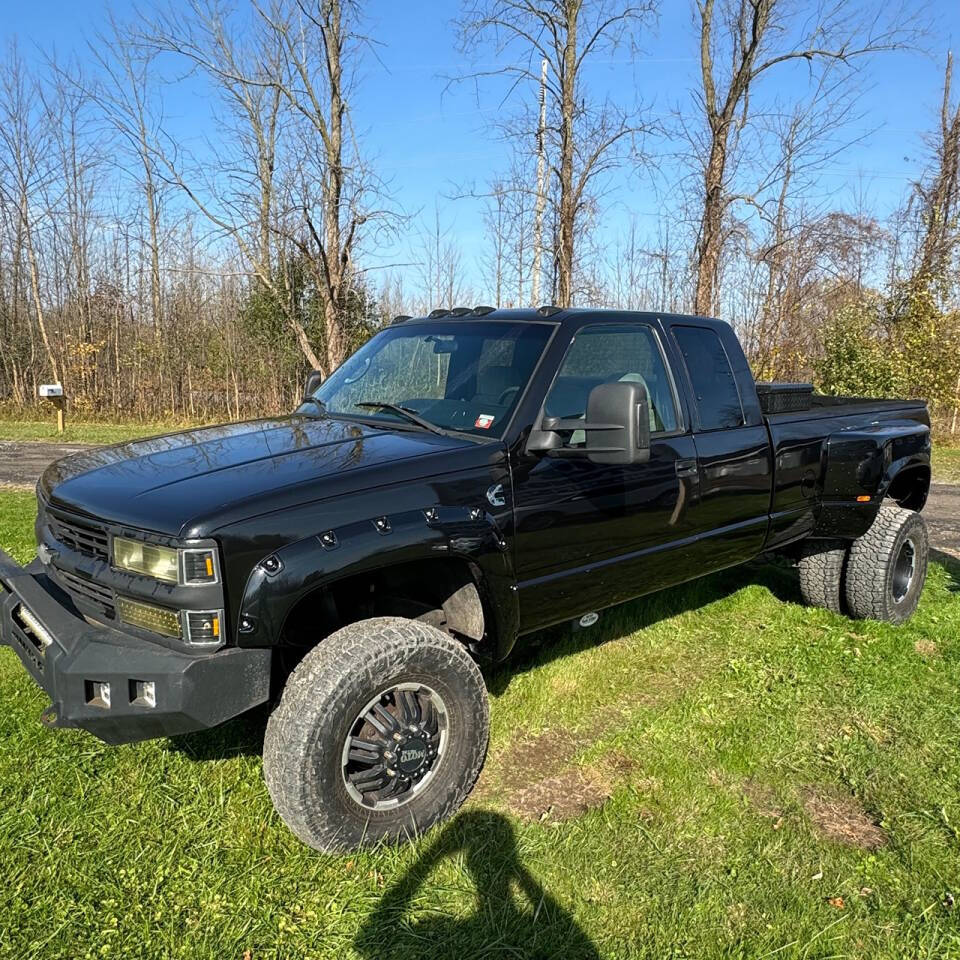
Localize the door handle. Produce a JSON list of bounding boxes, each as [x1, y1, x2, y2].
[[675, 458, 697, 478]]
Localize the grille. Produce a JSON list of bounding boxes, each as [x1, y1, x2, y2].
[[56, 569, 115, 619], [47, 512, 110, 563]]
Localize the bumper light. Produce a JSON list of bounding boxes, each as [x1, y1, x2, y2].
[[114, 538, 179, 583], [185, 610, 223, 647], [116, 596, 182, 638], [16, 605, 54, 653]]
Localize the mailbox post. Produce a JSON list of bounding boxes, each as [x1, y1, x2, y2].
[[39, 384, 66, 434]]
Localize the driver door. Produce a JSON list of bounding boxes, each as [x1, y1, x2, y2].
[[511, 322, 699, 631]]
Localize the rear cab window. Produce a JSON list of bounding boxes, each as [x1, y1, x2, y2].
[[672, 326, 744, 431]]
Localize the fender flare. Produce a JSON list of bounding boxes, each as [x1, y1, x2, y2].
[[815, 422, 931, 538], [234, 503, 518, 657]]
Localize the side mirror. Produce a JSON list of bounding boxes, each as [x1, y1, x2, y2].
[[528, 381, 650, 465], [584, 381, 650, 465], [303, 369, 324, 399]]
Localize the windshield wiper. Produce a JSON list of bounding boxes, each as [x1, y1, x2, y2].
[[354, 401, 447, 436]]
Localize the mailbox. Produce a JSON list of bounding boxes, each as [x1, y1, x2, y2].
[[39, 383, 66, 433]]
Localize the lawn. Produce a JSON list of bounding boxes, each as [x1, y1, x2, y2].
[[2, 492, 960, 959], [0, 419, 188, 446], [934, 446, 960, 485]]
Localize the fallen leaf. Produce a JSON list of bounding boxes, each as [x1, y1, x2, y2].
[[827, 897, 845, 910], [812, 871, 824, 881]]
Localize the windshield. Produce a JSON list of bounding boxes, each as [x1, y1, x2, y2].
[[307, 321, 553, 438]]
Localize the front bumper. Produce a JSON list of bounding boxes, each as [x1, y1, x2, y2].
[[0, 550, 271, 745]]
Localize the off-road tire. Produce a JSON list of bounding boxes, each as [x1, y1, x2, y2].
[[844, 503, 928, 624], [263, 617, 489, 853], [797, 539, 848, 613]]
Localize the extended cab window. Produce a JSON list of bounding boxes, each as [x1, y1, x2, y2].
[[544, 324, 679, 433], [673, 325, 744, 430]]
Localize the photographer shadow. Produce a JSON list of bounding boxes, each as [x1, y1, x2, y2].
[[355, 810, 600, 960]]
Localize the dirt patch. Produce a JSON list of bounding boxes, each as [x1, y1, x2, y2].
[[477, 728, 641, 821], [802, 788, 887, 850], [915, 638, 939, 657], [480, 656, 698, 821], [496, 729, 585, 793], [598, 748, 637, 779], [511, 769, 611, 822], [743, 779, 784, 820]]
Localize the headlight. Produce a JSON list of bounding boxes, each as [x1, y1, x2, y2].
[[114, 538, 179, 583], [113, 539, 220, 586]]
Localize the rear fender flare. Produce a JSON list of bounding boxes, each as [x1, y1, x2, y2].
[[815, 422, 931, 538]]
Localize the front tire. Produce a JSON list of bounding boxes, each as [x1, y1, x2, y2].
[[844, 503, 929, 623], [263, 617, 489, 853]]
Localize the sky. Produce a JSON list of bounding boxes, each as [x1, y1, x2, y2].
[[2, 0, 959, 297]]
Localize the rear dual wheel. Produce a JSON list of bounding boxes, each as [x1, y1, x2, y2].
[[797, 503, 928, 624], [845, 503, 928, 624], [263, 617, 489, 854]]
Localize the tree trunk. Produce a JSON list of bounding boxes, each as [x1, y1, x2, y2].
[[21, 193, 59, 384], [555, 2, 578, 308], [531, 57, 548, 306], [694, 137, 727, 317]]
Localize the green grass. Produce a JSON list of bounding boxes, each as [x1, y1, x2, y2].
[[2, 492, 960, 958], [933, 446, 960, 485], [0, 419, 189, 446]]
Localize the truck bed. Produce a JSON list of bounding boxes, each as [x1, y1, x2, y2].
[[765, 394, 928, 426]]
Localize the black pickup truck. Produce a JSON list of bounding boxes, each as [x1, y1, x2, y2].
[[0, 307, 932, 852]]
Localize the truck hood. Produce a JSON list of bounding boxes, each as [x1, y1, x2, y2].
[[39, 415, 479, 537]]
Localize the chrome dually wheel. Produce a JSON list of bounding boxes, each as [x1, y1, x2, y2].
[[342, 682, 448, 809]]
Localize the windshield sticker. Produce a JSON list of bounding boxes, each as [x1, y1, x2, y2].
[[475, 414, 495, 430]]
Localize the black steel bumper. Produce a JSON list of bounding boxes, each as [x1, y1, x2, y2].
[[0, 550, 272, 745]]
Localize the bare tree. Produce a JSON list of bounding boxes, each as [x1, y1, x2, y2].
[[87, 14, 167, 343], [531, 56, 549, 305], [912, 52, 960, 288], [418, 206, 471, 309], [264, 0, 391, 373], [144, 0, 395, 375], [0, 44, 61, 383], [145, 0, 286, 283], [690, 0, 920, 317], [457, 0, 658, 307], [480, 181, 510, 306]]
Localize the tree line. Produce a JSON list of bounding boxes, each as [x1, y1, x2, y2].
[[0, 0, 957, 431]]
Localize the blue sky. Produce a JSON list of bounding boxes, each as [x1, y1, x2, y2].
[[3, 1, 959, 294]]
